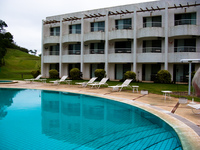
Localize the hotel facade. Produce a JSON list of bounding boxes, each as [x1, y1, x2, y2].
[[41, 0, 200, 82]]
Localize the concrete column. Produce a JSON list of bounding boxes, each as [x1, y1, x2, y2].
[[105, 10, 109, 77], [41, 20, 45, 77], [59, 18, 63, 77], [80, 15, 84, 74], [164, 2, 169, 70], [133, 7, 137, 73]]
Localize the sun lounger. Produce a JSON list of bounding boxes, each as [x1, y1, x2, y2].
[[187, 104, 200, 114], [50, 75, 68, 85], [24, 74, 46, 83], [88, 78, 108, 88], [75, 77, 97, 87], [108, 79, 133, 92]]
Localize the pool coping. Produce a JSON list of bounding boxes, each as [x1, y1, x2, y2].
[[0, 85, 200, 150]]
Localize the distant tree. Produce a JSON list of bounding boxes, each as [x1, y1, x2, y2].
[[0, 20, 7, 33], [0, 20, 8, 66]]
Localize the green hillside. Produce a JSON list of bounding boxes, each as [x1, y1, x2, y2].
[[0, 48, 41, 79]]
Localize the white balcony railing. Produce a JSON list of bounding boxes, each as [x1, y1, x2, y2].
[[175, 19, 196, 26]]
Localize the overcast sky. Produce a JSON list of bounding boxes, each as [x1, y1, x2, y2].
[[0, 0, 156, 55]]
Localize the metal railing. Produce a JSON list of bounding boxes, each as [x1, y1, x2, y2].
[[90, 49, 104, 54], [49, 51, 59, 55], [175, 19, 196, 26], [115, 48, 131, 53], [50, 32, 60, 36], [174, 46, 196, 52], [91, 27, 105, 32], [115, 24, 132, 30], [143, 22, 162, 28], [69, 29, 81, 34], [143, 47, 162, 53], [68, 50, 81, 55]]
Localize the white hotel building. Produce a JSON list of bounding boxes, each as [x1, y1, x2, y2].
[[41, 0, 200, 82]]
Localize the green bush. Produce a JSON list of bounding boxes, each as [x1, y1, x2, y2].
[[156, 70, 171, 83], [70, 68, 82, 80], [123, 71, 136, 81], [49, 69, 59, 79], [31, 70, 40, 78], [94, 69, 106, 81]]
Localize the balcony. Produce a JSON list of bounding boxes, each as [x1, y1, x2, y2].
[[44, 36, 60, 44], [108, 53, 132, 63], [84, 31, 105, 42], [84, 54, 105, 63], [114, 48, 131, 53], [169, 25, 199, 37], [62, 34, 81, 43], [137, 27, 164, 39], [109, 29, 133, 40], [62, 55, 81, 63]]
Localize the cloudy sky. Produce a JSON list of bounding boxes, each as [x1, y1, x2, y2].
[[0, 0, 155, 55]]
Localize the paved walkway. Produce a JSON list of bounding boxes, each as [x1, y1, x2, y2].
[[1, 81, 200, 149]]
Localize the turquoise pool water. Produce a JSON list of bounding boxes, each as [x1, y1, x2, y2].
[[0, 88, 182, 150]]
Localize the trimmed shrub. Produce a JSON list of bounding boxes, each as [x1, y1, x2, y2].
[[123, 71, 136, 81], [49, 69, 59, 79], [156, 70, 171, 83], [94, 69, 106, 81], [70, 68, 82, 80], [31, 70, 40, 78]]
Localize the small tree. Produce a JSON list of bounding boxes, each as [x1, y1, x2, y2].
[[49, 69, 59, 79], [123, 71, 136, 81], [70, 68, 82, 80], [94, 69, 106, 81], [156, 70, 171, 83]]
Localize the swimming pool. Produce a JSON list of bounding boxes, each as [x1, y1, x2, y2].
[[0, 88, 182, 149]]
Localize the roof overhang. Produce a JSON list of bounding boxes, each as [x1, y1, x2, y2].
[[180, 59, 200, 63]]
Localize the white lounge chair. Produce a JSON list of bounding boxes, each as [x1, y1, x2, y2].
[[75, 77, 97, 87], [88, 78, 109, 88], [187, 104, 200, 114], [24, 74, 46, 83], [50, 75, 68, 85], [108, 79, 133, 92]]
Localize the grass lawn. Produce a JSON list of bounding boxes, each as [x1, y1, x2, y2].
[[0, 48, 40, 79], [45, 79, 200, 102]]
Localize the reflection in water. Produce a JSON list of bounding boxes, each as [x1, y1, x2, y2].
[[0, 88, 22, 119], [41, 90, 182, 149]]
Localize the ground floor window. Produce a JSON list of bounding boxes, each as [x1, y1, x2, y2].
[[115, 64, 131, 80], [142, 64, 161, 81], [68, 64, 80, 77], [90, 63, 104, 78], [173, 64, 195, 82]]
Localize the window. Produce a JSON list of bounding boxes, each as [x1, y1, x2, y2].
[[143, 40, 161, 53], [115, 41, 131, 53], [115, 18, 132, 30], [69, 24, 81, 34], [50, 63, 59, 72], [175, 13, 196, 26], [174, 39, 196, 52], [50, 44, 59, 55], [68, 44, 81, 55], [91, 21, 105, 32], [143, 16, 162, 27], [50, 27, 60, 36], [90, 43, 104, 54]]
